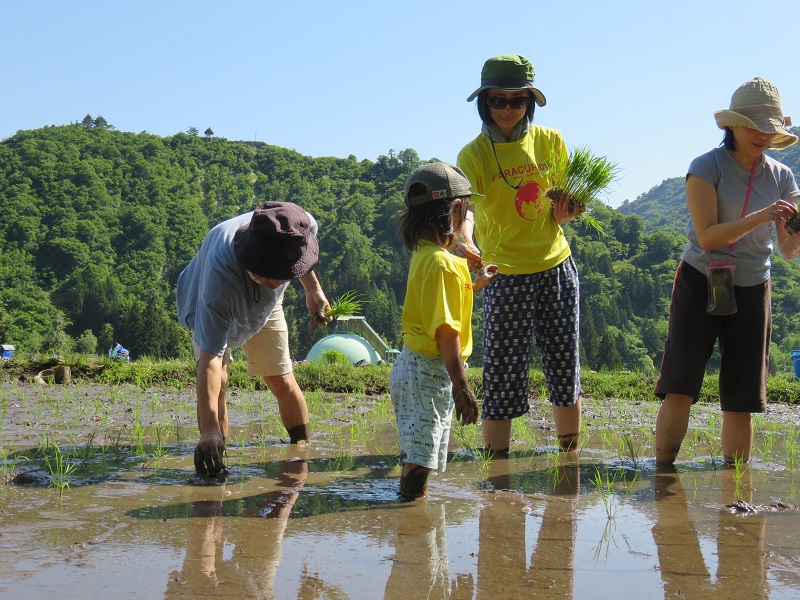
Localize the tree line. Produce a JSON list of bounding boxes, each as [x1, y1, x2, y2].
[[2, 121, 800, 373]]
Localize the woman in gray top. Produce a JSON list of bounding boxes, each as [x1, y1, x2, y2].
[[655, 78, 800, 465]]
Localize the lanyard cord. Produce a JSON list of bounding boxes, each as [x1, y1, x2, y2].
[[711, 158, 758, 266], [487, 128, 525, 191], [728, 158, 758, 255]]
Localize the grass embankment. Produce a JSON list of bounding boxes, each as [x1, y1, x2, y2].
[[2, 357, 799, 405]]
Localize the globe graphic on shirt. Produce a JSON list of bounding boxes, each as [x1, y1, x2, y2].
[[514, 181, 542, 221]]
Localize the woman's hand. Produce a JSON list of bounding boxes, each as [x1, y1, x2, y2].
[[551, 193, 581, 224], [758, 199, 798, 224]]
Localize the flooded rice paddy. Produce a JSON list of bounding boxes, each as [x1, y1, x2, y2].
[[1, 381, 799, 599]]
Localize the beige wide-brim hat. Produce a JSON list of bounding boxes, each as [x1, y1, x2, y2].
[[714, 77, 797, 150]]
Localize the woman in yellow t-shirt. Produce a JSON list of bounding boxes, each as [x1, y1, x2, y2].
[[456, 54, 582, 457], [390, 162, 479, 499]]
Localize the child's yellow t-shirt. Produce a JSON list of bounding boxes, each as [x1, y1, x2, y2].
[[457, 126, 571, 274], [401, 240, 473, 360]]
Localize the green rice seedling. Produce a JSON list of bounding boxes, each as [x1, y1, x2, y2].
[[450, 424, 481, 456], [600, 429, 614, 451], [701, 431, 722, 468], [229, 433, 247, 469], [305, 389, 325, 414], [755, 429, 776, 460], [370, 398, 394, 423], [174, 421, 184, 450], [706, 412, 720, 430], [373, 445, 401, 471], [151, 421, 170, 459], [544, 146, 620, 234], [43, 439, 77, 500], [682, 425, 702, 462], [590, 467, 638, 520], [786, 426, 798, 471], [620, 433, 640, 469], [511, 418, 537, 450], [132, 425, 146, 455], [1, 446, 28, 475], [73, 432, 97, 461], [730, 455, 749, 499], [110, 431, 123, 450], [590, 466, 617, 519]]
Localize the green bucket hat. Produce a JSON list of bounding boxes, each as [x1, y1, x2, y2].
[[467, 54, 546, 107]]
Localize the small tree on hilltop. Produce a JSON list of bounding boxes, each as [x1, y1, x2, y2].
[[93, 115, 113, 129], [204, 127, 214, 138]]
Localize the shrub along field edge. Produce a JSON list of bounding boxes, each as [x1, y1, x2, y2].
[[1, 358, 798, 405]]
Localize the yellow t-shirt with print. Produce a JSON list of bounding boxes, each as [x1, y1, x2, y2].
[[401, 240, 473, 360], [457, 126, 572, 274]]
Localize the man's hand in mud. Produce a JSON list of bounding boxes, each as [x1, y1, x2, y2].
[[194, 430, 226, 477], [454, 242, 483, 271], [454, 386, 479, 425], [472, 264, 498, 292]]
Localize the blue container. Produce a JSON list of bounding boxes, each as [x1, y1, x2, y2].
[[793, 350, 800, 378]]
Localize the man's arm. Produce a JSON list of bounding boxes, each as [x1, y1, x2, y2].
[[194, 350, 227, 476], [298, 271, 332, 325]]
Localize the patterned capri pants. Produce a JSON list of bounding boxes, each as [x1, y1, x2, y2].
[[482, 256, 582, 420]]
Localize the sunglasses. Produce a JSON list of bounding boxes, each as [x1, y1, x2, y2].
[[486, 95, 531, 110]]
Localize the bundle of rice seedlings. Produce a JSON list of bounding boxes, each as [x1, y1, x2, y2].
[[545, 146, 620, 234], [309, 290, 364, 332], [326, 290, 364, 318]]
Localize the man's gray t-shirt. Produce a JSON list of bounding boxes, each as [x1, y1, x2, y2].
[[682, 147, 800, 286], [176, 210, 317, 355]]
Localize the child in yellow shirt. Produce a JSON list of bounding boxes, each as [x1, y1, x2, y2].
[[390, 162, 480, 499]]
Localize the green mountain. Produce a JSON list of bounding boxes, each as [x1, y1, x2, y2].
[[618, 126, 800, 233], [2, 120, 800, 372]]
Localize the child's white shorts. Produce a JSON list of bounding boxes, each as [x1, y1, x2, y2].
[[389, 346, 454, 471]]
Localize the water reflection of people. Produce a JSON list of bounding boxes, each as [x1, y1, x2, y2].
[[652, 465, 767, 598], [476, 454, 579, 597], [384, 502, 453, 599], [165, 457, 308, 597]]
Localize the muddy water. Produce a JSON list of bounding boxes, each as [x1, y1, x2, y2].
[[1, 382, 799, 599]]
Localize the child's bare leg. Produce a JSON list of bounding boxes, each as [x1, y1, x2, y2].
[[399, 463, 432, 499]]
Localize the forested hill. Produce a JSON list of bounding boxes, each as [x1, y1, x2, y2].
[[617, 127, 800, 232], [2, 121, 800, 372]]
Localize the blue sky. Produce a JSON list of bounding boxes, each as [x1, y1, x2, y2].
[[4, 1, 800, 207]]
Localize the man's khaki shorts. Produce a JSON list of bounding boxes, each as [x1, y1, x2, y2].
[[193, 303, 292, 377]]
